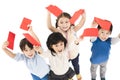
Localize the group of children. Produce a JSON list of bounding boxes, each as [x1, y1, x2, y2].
[[2, 5, 120, 80]]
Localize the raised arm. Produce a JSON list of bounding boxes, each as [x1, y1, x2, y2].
[[2, 41, 16, 58], [90, 19, 98, 42], [74, 11, 86, 32], [28, 25, 44, 54], [90, 19, 98, 28], [47, 11, 59, 32], [28, 25, 40, 43], [33, 45, 43, 54]]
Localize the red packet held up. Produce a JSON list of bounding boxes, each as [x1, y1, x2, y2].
[[7, 31, 15, 50], [70, 9, 84, 24], [94, 17, 111, 30], [46, 5, 63, 17], [23, 33, 40, 46], [20, 17, 32, 31], [80, 28, 98, 38]]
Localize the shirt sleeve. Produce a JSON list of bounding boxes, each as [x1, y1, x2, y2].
[[14, 53, 25, 61], [90, 37, 97, 42], [111, 37, 120, 44]]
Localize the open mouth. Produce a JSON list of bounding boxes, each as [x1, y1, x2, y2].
[[58, 50, 62, 52], [28, 54, 33, 57]]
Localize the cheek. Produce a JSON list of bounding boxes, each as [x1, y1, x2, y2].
[[53, 47, 58, 52]]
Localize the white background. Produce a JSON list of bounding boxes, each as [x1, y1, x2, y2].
[[0, 0, 120, 80]]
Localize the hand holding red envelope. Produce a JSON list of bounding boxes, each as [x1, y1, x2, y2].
[[94, 17, 111, 30], [20, 17, 32, 31], [80, 28, 98, 38], [7, 31, 15, 50], [46, 5, 63, 17], [23, 33, 41, 46], [70, 9, 84, 24]]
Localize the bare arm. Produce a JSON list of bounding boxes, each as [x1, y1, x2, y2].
[[28, 25, 40, 43], [47, 11, 59, 32], [90, 19, 98, 41], [33, 45, 43, 54], [90, 19, 98, 28], [2, 41, 16, 58], [74, 11, 86, 32], [28, 25, 44, 54]]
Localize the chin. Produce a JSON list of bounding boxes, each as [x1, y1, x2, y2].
[[101, 39, 107, 41], [28, 55, 34, 58]]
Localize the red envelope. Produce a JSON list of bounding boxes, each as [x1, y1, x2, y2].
[[70, 9, 84, 24], [80, 28, 98, 38], [94, 17, 111, 30], [20, 17, 32, 31], [46, 5, 63, 17], [23, 33, 40, 46], [7, 31, 15, 50]]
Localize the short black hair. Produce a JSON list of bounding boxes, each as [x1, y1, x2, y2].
[[46, 32, 67, 55], [97, 24, 113, 33], [19, 38, 33, 51]]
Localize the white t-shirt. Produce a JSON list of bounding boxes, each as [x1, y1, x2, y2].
[[40, 42, 79, 75]]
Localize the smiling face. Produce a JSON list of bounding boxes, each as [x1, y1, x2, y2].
[[98, 29, 111, 41], [57, 17, 71, 32], [22, 45, 35, 58], [51, 41, 65, 54]]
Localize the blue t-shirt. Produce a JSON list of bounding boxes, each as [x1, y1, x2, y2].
[[90, 37, 111, 64], [14, 52, 50, 78]]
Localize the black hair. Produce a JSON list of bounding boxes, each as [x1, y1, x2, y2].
[[46, 32, 67, 56], [97, 24, 113, 33], [19, 38, 33, 51], [55, 12, 74, 28]]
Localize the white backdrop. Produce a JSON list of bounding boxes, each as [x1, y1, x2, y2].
[[0, 0, 120, 80]]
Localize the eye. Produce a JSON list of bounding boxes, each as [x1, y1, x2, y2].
[[23, 49, 28, 52], [106, 32, 109, 35], [60, 21, 63, 24], [55, 45, 58, 47], [101, 31, 104, 33], [60, 43, 64, 46], [65, 21, 69, 23]]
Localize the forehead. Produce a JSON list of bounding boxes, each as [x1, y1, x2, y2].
[[58, 17, 70, 21], [99, 29, 110, 33], [24, 45, 30, 49], [53, 41, 64, 45]]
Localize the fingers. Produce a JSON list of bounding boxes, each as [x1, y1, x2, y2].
[[2, 41, 9, 49]]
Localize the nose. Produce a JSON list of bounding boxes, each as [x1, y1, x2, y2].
[[58, 46, 63, 51], [102, 33, 106, 36], [27, 50, 33, 54]]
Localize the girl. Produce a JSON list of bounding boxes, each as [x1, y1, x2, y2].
[[47, 10, 86, 80], [36, 32, 82, 80]]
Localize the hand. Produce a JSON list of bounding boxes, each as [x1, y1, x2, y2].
[[2, 41, 9, 49], [91, 20, 98, 28], [33, 45, 43, 54], [82, 11, 86, 18], [28, 24, 33, 32], [118, 33, 120, 38], [74, 37, 83, 45]]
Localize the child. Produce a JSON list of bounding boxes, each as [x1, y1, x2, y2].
[[35, 32, 82, 80], [47, 10, 86, 80], [2, 27, 50, 80], [90, 19, 120, 80]]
